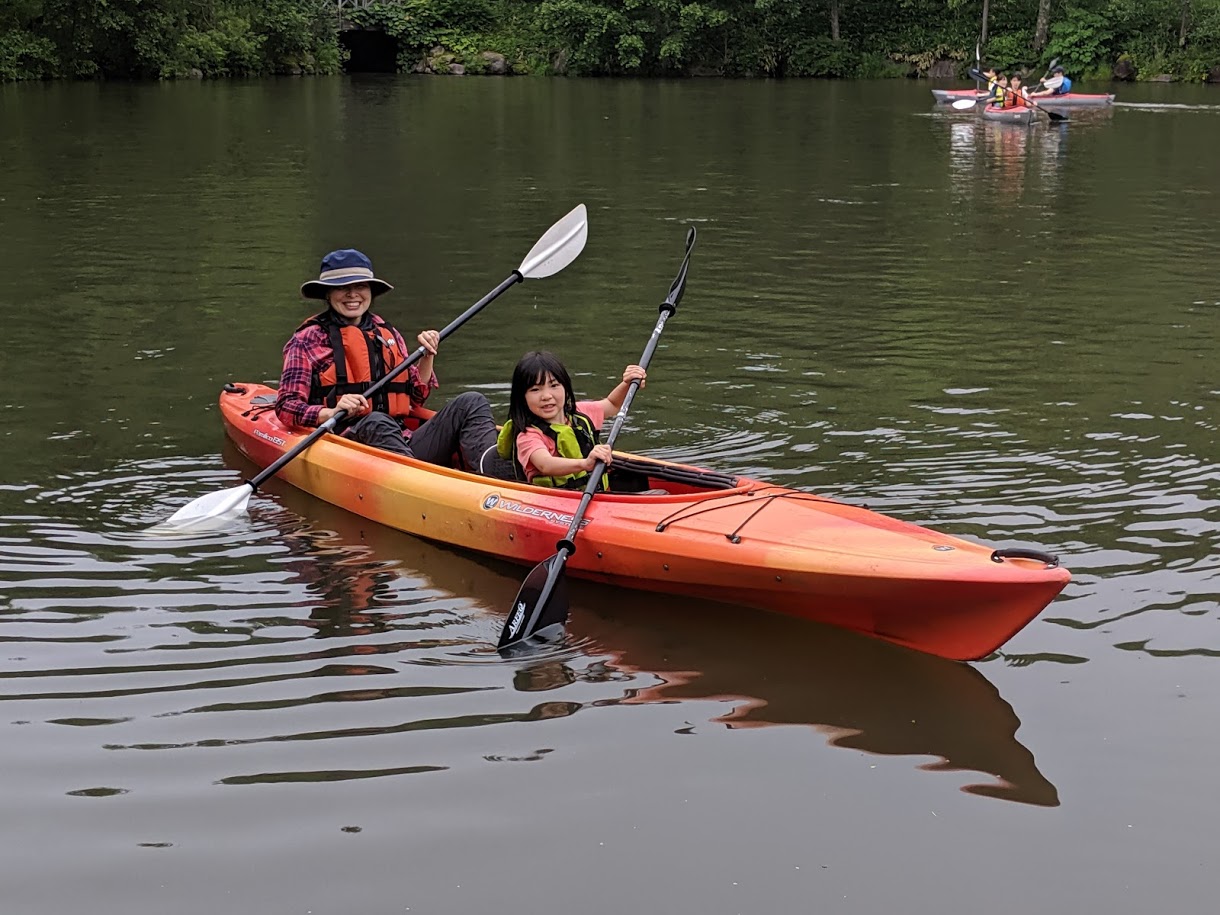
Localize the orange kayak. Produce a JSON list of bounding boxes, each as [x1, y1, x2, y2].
[[219, 383, 1070, 661]]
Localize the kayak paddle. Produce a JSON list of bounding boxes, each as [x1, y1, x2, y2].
[[160, 203, 590, 531], [1034, 57, 1061, 92], [497, 226, 697, 653]]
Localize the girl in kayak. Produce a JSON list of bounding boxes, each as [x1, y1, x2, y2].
[[495, 351, 646, 488], [989, 72, 1008, 107]]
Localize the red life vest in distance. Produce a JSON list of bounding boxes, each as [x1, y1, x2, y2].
[[302, 312, 415, 421]]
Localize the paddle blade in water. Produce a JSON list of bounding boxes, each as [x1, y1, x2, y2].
[[517, 204, 587, 279], [162, 483, 253, 529], [498, 554, 570, 650]]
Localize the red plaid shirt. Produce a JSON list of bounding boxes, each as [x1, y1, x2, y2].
[[274, 313, 438, 429]]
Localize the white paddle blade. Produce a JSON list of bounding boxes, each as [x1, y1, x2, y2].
[[162, 483, 253, 528], [517, 203, 588, 279], [952, 98, 980, 110]]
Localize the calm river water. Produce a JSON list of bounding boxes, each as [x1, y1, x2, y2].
[[2, 75, 1219, 914]]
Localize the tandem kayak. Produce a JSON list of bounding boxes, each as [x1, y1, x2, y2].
[[933, 88, 1115, 107], [981, 104, 1036, 124], [219, 382, 1071, 661]]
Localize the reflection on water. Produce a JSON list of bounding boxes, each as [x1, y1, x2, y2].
[[0, 453, 1058, 808], [577, 595, 1060, 807], [252, 470, 1062, 807], [946, 112, 1074, 200]]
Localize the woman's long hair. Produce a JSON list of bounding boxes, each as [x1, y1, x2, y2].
[[508, 351, 577, 435]]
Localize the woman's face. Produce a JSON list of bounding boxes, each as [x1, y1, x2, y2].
[[327, 283, 373, 324]]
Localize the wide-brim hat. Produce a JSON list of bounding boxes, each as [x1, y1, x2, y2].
[[301, 248, 394, 299]]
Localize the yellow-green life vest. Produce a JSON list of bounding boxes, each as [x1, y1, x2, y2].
[[496, 411, 609, 490]]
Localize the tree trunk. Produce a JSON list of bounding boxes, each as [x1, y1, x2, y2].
[[980, 0, 990, 49], [1180, 0, 1191, 48], [1033, 0, 1053, 52], [830, 0, 840, 42]]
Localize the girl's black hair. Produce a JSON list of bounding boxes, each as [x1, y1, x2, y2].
[[508, 351, 578, 434]]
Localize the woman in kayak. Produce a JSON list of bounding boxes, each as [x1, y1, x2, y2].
[[495, 350, 646, 488], [275, 248, 515, 478]]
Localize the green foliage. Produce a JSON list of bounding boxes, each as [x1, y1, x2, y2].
[[173, 14, 263, 77], [1, 0, 340, 79], [1, 0, 1219, 81], [1044, 6, 1115, 74], [0, 28, 55, 80], [982, 31, 1033, 73]]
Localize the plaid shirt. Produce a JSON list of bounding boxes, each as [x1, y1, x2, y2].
[[274, 313, 438, 429]]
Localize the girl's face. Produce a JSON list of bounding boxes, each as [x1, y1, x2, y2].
[[524, 372, 566, 423]]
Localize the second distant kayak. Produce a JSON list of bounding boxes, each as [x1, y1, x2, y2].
[[933, 88, 1115, 107]]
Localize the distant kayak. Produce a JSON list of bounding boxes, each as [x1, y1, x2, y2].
[[981, 104, 1036, 124], [933, 88, 1115, 107]]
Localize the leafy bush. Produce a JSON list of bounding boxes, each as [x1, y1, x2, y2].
[[0, 28, 55, 80], [788, 36, 857, 77], [981, 31, 1032, 73], [1044, 6, 1116, 74]]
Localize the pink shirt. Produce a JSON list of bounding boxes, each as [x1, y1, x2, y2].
[[516, 400, 606, 483]]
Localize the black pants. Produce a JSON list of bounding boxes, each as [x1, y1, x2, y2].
[[343, 392, 516, 480]]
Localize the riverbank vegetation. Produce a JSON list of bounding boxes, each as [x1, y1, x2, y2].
[[3, 0, 1219, 82]]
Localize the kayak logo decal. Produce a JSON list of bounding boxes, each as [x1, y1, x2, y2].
[[254, 429, 287, 447], [481, 492, 589, 529], [507, 600, 526, 638]]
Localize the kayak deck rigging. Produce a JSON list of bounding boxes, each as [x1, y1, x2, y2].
[[655, 486, 842, 542]]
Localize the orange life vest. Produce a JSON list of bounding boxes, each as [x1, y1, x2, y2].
[[302, 311, 415, 420]]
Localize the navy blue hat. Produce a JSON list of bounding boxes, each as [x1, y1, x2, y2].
[[300, 248, 394, 300]]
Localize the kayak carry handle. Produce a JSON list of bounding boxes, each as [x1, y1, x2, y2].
[[991, 547, 1060, 568]]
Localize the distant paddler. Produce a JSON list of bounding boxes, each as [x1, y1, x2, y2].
[[1030, 64, 1073, 98]]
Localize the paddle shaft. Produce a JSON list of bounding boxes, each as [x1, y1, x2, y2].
[[248, 271, 522, 491], [501, 227, 697, 648], [510, 305, 676, 643]]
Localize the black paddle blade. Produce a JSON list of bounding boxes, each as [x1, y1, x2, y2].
[[497, 554, 570, 651], [662, 226, 697, 313]]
